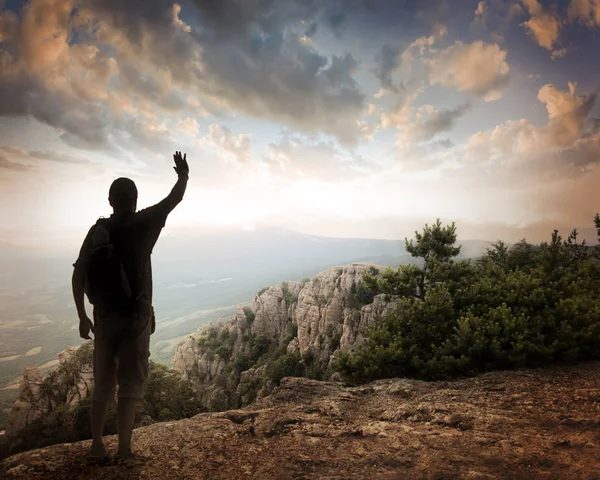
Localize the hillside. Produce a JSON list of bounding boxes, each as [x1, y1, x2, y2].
[[2, 362, 600, 479]]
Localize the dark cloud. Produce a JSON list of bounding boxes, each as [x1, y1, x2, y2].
[[373, 44, 402, 91], [430, 138, 455, 149], [0, 74, 113, 149], [327, 12, 347, 37], [409, 102, 471, 142], [0, 0, 368, 148], [304, 21, 318, 37]]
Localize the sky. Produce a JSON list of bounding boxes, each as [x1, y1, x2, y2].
[[1, 0, 600, 252]]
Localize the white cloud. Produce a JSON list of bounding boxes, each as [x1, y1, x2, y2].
[[462, 82, 598, 172], [177, 117, 200, 136], [263, 135, 376, 182], [200, 124, 251, 163], [426, 40, 510, 101], [521, 0, 565, 58], [172, 3, 191, 32]]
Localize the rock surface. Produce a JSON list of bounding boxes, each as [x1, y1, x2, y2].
[[6, 346, 93, 437], [3, 362, 600, 479], [172, 264, 395, 410]]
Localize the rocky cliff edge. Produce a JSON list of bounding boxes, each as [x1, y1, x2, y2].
[[2, 361, 600, 480]]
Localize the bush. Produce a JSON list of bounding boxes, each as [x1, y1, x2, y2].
[[8, 361, 204, 457], [238, 377, 264, 403], [283, 323, 298, 344], [257, 287, 269, 297], [266, 352, 303, 384], [280, 281, 299, 306], [334, 218, 600, 384], [243, 306, 255, 324]]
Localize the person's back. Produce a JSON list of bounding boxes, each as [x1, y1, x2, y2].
[[72, 151, 189, 459]]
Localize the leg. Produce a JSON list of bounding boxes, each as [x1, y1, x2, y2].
[[90, 309, 117, 458], [116, 314, 151, 458], [117, 397, 141, 458], [90, 400, 109, 458]]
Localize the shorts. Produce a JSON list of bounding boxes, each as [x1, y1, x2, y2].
[[91, 306, 152, 402]]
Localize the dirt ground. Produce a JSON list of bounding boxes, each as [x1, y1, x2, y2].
[[2, 362, 600, 479]]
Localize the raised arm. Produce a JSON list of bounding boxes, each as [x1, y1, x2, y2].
[[154, 151, 189, 214]]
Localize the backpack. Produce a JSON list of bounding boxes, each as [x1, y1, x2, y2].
[[84, 215, 137, 315]]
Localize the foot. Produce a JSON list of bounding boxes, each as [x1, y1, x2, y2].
[[116, 447, 134, 459], [90, 440, 107, 459]]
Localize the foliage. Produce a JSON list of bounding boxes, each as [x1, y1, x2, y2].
[[334, 218, 600, 384], [257, 287, 269, 297], [265, 352, 303, 384], [7, 360, 204, 457], [348, 279, 378, 308], [243, 306, 255, 324], [197, 327, 219, 348], [140, 362, 204, 421], [280, 281, 299, 306], [238, 377, 264, 403], [283, 323, 298, 344]]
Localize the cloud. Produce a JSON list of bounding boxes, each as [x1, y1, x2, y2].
[[200, 124, 251, 163], [379, 80, 425, 129], [520, 0, 565, 57], [177, 117, 200, 136], [372, 45, 402, 92], [372, 24, 447, 92], [396, 103, 471, 148], [0, 0, 368, 149], [263, 135, 376, 182], [0, 145, 102, 175], [0, 155, 29, 172], [568, 0, 600, 25], [327, 12, 347, 37], [426, 40, 510, 101], [461, 82, 598, 174]]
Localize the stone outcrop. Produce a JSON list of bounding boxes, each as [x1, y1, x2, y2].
[[3, 362, 600, 479], [6, 345, 93, 438], [172, 263, 401, 411]]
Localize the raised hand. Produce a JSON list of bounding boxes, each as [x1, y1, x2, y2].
[[173, 151, 189, 176]]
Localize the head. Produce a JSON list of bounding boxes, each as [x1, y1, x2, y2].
[[108, 177, 138, 213]]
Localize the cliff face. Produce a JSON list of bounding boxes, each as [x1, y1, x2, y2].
[[3, 362, 600, 480], [6, 345, 93, 438], [172, 264, 400, 411]]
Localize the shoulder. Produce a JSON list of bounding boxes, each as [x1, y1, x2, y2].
[[130, 203, 169, 228]]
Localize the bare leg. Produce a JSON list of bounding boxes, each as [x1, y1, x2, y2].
[[90, 400, 108, 458], [117, 397, 140, 458]]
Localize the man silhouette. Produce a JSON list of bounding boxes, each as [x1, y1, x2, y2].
[[72, 151, 189, 458]]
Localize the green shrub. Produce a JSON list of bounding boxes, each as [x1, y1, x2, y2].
[[243, 306, 255, 324], [283, 323, 298, 344], [330, 332, 342, 351], [266, 352, 303, 384], [257, 287, 269, 297], [8, 361, 204, 457], [281, 281, 299, 306], [334, 218, 600, 384], [238, 377, 264, 403]]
